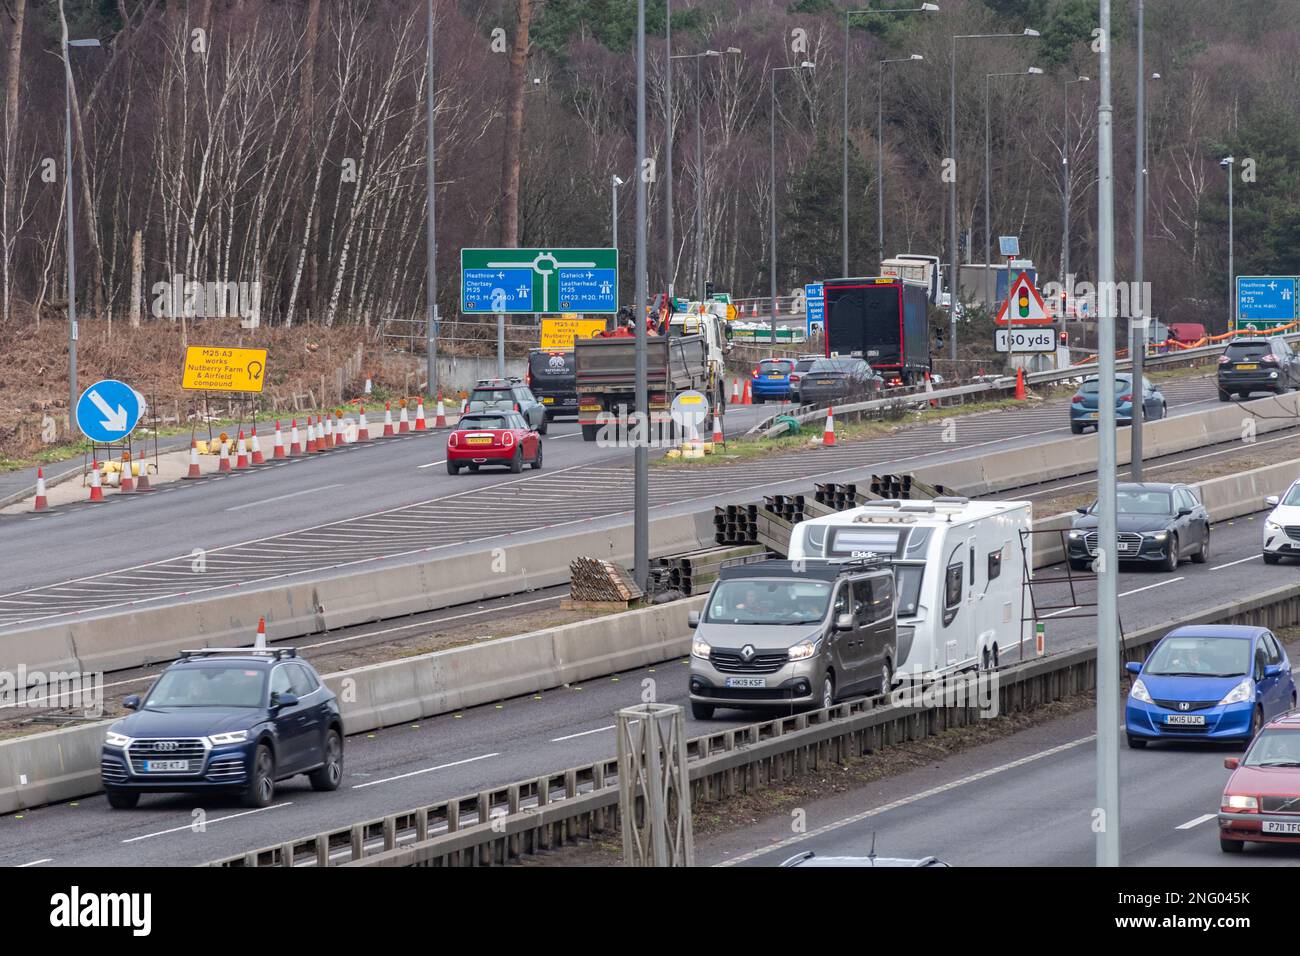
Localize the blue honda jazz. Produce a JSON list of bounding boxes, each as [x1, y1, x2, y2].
[[1125, 625, 1296, 748]]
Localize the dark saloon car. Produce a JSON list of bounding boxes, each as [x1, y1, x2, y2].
[[100, 648, 343, 809], [1217, 336, 1300, 400], [798, 357, 883, 407], [1067, 482, 1211, 571]]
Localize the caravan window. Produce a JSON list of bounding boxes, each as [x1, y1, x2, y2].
[[987, 549, 1003, 581], [903, 527, 932, 558], [828, 526, 902, 558], [893, 565, 923, 617], [942, 562, 963, 627]]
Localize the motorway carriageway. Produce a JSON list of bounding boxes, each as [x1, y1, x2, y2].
[[705, 703, 1300, 868], [0, 511, 1291, 867], [0, 376, 1228, 628]]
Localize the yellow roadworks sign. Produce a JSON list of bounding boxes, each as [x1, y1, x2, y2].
[[541, 316, 606, 350], [182, 346, 268, 393]]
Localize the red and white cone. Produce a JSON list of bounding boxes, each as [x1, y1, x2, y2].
[[435, 398, 447, 428], [34, 467, 48, 511], [89, 461, 104, 502], [251, 427, 265, 465], [334, 412, 345, 446], [218, 438, 232, 472], [253, 616, 267, 650], [273, 421, 286, 459], [741, 378, 752, 405], [357, 407, 370, 442], [925, 371, 937, 409], [415, 399, 427, 431], [323, 414, 334, 449], [382, 402, 395, 437], [184, 440, 202, 479], [306, 417, 318, 453], [399, 402, 410, 434], [118, 455, 135, 493], [823, 407, 837, 446], [289, 420, 302, 455], [731, 378, 741, 404], [235, 431, 249, 469], [136, 458, 153, 492], [712, 417, 724, 447]]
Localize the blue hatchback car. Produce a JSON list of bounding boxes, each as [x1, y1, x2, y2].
[[1126, 626, 1296, 748], [100, 647, 344, 809], [1069, 373, 1166, 434], [751, 358, 796, 404]]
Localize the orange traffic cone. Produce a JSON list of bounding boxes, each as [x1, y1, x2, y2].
[[253, 616, 267, 650], [235, 431, 249, 469], [323, 414, 334, 449], [731, 378, 741, 404], [119, 453, 135, 492], [435, 398, 447, 428], [88, 461, 104, 502], [925, 371, 937, 409], [334, 412, 345, 446], [34, 467, 48, 511], [218, 438, 232, 473], [712, 417, 724, 448], [1015, 367, 1026, 401], [185, 440, 202, 478], [136, 458, 153, 491], [251, 426, 265, 464], [289, 419, 302, 455], [357, 407, 370, 442], [741, 378, 752, 405], [382, 402, 395, 437], [399, 401, 410, 434], [415, 398, 427, 431], [273, 421, 286, 459], [823, 407, 836, 446]]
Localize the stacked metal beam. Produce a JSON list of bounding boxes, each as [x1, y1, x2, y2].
[[648, 544, 769, 596], [569, 557, 645, 604], [713, 504, 759, 545]]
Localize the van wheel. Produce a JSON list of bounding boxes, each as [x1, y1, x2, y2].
[[242, 745, 275, 808], [880, 660, 894, 695], [106, 789, 140, 809], [1220, 837, 1244, 854], [308, 729, 343, 792], [690, 702, 715, 720], [820, 674, 836, 711]]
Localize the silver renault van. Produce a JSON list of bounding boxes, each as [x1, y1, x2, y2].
[[687, 559, 897, 719]]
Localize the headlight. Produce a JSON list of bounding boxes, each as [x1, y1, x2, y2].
[[1129, 678, 1153, 704], [691, 638, 711, 660], [1266, 519, 1282, 533], [1145, 530, 1168, 541], [105, 731, 132, 748], [788, 640, 818, 661], [1219, 678, 1255, 706], [1224, 794, 1258, 811], [1067, 530, 1082, 540], [207, 730, 249, 746]]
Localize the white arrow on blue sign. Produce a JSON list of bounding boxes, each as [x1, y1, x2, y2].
[[75, 379, 142, 444]]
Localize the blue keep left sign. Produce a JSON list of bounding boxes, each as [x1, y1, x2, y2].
[[76, 379, 142, 444]]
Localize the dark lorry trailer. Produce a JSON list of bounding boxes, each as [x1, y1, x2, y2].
[[823, 276, 932, 385]]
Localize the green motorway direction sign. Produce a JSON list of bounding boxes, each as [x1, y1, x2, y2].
[[460, 248, 619, 314]]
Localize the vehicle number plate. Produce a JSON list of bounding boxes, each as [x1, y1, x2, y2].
[[143, 759, 189, 772], [817, 379, 835, 385], [724, 677, 766, 688], [541, 396, 554, 404], [1164, 714, 1205, 725], [1263, 820, 1300, 834], [767, 374, 783, 379], [1237, 364, 1258, 370], [466, 436, 492, 445]]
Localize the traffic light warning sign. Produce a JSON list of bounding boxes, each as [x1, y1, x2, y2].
[[994, 272, 1052, 326]]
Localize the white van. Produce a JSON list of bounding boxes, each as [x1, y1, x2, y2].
[[788, 498, 1032, 680]]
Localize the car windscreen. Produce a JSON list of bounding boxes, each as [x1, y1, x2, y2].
[[1284, 483, 1300, 507], [759, 359, 792, 373], [793, 359, 818, 372], [1225, 341, 1270, 357], [893, 564, 924, 617], [1091, 489, 1171, 515], [1143, 636, 1251, 677], [1244, 729, 1300, 767], [146, 666, 266, 708], [705, 579, 831, 625], [1079, 377, 1130, 394], [471, 389, 516, 404], [459, 415, 512, 430]]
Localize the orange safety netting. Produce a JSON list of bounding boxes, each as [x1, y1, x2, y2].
[[1071, 321, 1299, 364]]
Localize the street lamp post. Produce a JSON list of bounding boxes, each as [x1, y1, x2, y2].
[[984, 67, 1043, 311], [425, 0, 438, 400], [60, 29, 101, 422], [1221, 156, 1235, 332], [611, 174, 625, 248], [1132, 0, 1148, 480], [948, 27, 1038, 362], [877, 55, 924, 264], [1061, 75, 1090, 314], [634, 0, 649, 591], [842, 4, 938, 278], [770, 62, 815, 348], [671, 48, 741, 301], [664, 0, 673, 299]]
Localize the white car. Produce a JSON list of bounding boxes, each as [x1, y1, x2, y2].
[[1262, 481, 1300, 563]]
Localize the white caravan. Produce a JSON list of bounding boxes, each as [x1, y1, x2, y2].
[[788, 498, 1033, 680]]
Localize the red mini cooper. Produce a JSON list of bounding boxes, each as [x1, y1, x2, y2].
[[446, 411, 542, 475]]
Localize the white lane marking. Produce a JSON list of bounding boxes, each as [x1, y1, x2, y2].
[[17, 858, 52, 867], [416, 459, 448, 469], [224, 484, 343, 512], [1043, 605, 1081, 619], [551, 724, 615, 742], [1120, 577, 1184, 597], [1176, 813, 1216, 831], [716, 735, 1095, 866], [350, 753, 499, 790], [120, 802, 292, 843], [549, 432, 583, 440], [1211, 555, 1259, 571]]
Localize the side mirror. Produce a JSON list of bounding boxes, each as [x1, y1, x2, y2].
[[123, 694, 141, 711], [271, 692, 299, 710], [1265, 663, 1285, 678], [1076, 506, 1088, 515], [834, 612, 854, 632], [687, 610, 700, 628], [1125, 661, 1142, 676], [1224, 757, 1240, 770], [1177, 507, 1192, 517], [1266, 496, 1280, 508]]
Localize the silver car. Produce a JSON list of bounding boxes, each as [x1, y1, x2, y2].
[[688, 559, 897, 719]]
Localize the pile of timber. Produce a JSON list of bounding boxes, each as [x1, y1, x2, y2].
[[565, 557, 644, 608]]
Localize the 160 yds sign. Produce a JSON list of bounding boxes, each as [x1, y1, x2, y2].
[[994, 328, 1056, 353]]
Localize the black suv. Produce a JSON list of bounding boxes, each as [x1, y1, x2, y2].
[[100, 648, 343, 809], [1217, 336, 1299, 400], [1067, 482, 1211, 572]]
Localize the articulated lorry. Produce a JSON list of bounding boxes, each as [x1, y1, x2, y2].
[[574, 332, 724, 441], [823, 276, 932, 386]]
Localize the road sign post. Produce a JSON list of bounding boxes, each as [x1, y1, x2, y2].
[[460, 248, 619, 314]]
